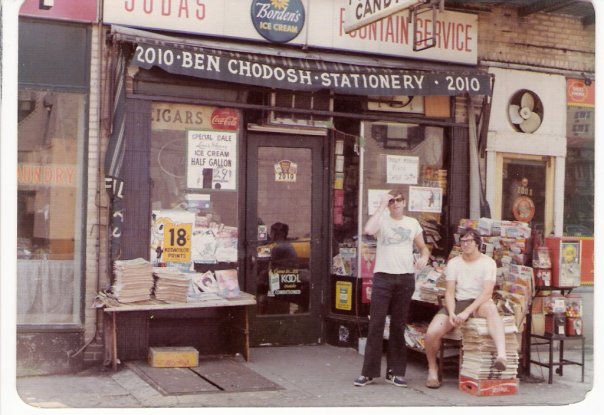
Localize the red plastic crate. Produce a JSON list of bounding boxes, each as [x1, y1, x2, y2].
[[459, 375, 519, 396]]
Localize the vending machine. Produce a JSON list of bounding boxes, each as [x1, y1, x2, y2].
[[544, 237, 581, 287]]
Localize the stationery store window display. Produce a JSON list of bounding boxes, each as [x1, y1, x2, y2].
[[423, 227, 507, 389], [354, 189, 430, 388]]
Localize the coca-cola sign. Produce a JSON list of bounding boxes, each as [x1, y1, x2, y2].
[[211, 109, 240, 131]]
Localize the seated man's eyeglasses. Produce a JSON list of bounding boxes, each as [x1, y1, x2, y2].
[[460, 238, 476, 244]]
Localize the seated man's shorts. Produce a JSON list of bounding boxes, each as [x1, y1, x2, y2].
[[436, 299, 475, 316]]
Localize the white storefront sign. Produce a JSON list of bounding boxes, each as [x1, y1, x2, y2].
[[104, 0, 478, 64], [343, 0, 426, 33]]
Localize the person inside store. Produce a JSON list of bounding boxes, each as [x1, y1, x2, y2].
[[423, 227, 507, 389], [354, 189, 430, 388], [269, 222, 298, 269]]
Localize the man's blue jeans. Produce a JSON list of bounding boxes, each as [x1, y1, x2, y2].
[[361, 272, 415, 378]]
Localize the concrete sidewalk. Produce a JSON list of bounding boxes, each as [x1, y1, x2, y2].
[[11, 343, 596, 411]]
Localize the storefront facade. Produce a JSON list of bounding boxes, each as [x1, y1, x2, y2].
[[15, 0, 99, 375], [475, 3, 595, 277], [96, 0, 494, 349], [10, 1, 594, 374]]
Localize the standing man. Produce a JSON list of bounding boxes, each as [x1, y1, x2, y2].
[[354, 189, 430, 387], [423, 227, 507, 389]]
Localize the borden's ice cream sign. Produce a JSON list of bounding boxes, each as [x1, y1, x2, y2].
[[251, 0, 306, 43]]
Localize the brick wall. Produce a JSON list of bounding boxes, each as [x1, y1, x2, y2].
[[477, 6, 595, 73], [83, 24, 110, 364]]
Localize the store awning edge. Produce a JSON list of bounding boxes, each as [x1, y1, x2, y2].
[[109, 25, 492, 96]]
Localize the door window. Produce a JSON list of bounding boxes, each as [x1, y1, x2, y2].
[[501, 158, 547, 230], [255, 147, 312, 315]]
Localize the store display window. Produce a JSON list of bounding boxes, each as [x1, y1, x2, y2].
[[149, 103, 241, 281], [361, 121, 447, 254], [17, 90, 87, 325]]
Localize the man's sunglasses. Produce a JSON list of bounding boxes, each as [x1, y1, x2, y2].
[[388, 197, 405, 205]]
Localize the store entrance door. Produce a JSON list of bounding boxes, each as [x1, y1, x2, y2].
[[245, 133, 325, 346]]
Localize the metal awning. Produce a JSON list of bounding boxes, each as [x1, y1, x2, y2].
[[110, 25, 491, 96]]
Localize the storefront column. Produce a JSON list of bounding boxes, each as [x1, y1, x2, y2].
[[485, 150, 498, 218], [554, 156, 566, 237]]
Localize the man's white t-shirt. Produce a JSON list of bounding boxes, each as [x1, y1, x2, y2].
[[373, 214, 423, 275], [445, 253, 497, 300]]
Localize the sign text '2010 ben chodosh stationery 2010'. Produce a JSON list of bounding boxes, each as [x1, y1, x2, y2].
[[132, 42, 491, 96]]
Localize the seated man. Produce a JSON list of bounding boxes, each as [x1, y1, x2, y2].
[[424, 227, 507, 389]]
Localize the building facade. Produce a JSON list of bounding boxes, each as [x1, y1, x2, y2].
[[10, 0, 595, 375]]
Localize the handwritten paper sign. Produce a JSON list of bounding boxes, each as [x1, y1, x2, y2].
[[187, 130, 237, 190], [387, 155, 418, 184]]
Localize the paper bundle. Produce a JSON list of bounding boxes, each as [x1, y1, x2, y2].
[[153, 267, 190, 303], [112, 258, 154, 303], [460, 317, 520, 380]]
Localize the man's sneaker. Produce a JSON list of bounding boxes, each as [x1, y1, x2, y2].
[[353, 375, 374, 386], [386, 371, 408, 388]]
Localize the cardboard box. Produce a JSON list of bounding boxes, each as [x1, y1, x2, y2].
[[148, 347, 199, 368], [459, 375, 519, 396]]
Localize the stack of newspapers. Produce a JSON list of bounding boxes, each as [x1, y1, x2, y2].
[[112, 258, 154, 303], [460, 316, 519, 380], [153, 267, 190, 303]]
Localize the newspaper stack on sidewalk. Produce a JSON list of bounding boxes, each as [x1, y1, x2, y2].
[[460, 316, 519, 379], [112, 258, 154, 303], [153, 267, 191, 303]]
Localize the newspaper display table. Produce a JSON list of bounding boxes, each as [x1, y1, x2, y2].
[[103, 292, 256, 371]]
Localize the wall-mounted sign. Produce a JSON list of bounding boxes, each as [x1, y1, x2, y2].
[[566, 79, 594, 142], [17, 163, 76, 187], [187, 130, 237, 190], [567, 79, 595, 107], [20, 0, 98, 22], [210, 108, 240, 131], [274, 160, 298, 182], [251, 0, 306, 43], [105, 0, 479, 64], [344, 0, 420, 33], [132, 42, 490, 96], [152, 102, 208, 131]]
